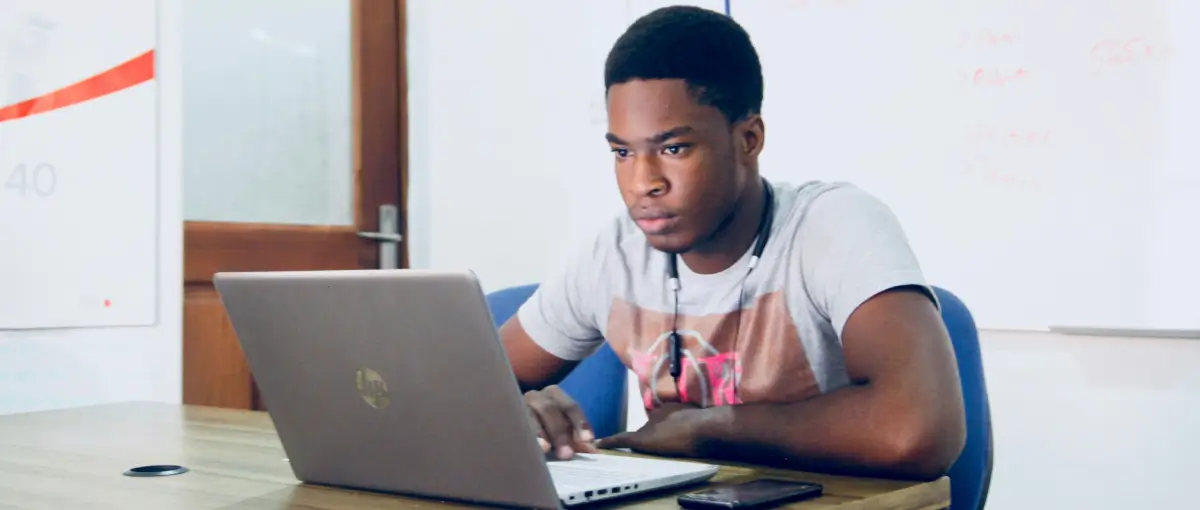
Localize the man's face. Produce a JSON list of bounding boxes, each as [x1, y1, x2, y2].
[[606, 79, 756, 253]]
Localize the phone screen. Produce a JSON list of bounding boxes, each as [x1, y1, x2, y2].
[[680, 479, 823, 508]]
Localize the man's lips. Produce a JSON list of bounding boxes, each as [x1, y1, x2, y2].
[[634, 215, 679, 235]]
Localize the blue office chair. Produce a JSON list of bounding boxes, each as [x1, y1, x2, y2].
[[485, 284, 627, 439], [932, 286, 994, 510]]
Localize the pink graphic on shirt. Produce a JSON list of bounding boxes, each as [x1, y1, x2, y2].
[[606, 291, 822, 411], [679, 352, 743, 406], [629, 350, 745, 408]]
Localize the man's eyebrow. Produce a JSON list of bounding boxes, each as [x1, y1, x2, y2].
[[605, 126, 696, 145]]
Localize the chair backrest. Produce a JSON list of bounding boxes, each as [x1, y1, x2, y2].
[[484, 284, 627, 439], [932, 286, 994, 510]]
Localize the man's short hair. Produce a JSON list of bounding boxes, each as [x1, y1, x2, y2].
[[604, 5, 764, 124]]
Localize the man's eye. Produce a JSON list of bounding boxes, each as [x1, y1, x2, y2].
[[662, 145, 687, 155], [612, 148, 629, 158]]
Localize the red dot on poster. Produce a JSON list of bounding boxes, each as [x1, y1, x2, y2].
[[104, 299, 112, 308]]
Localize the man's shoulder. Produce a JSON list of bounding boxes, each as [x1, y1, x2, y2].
[[774, 179, 891, 231], [564, 210, 652, 269]]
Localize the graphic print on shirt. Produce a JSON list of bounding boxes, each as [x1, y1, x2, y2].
[[605, 291, 821, 410]]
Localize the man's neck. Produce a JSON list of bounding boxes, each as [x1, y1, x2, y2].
[[680, 178, 767, 275]]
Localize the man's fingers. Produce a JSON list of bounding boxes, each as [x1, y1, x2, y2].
[[547, 388, 595, 444], [527, 386, 601, 457], [526, 405, 551, 453], [527, 397, 576, 459], [595, 431, 637, 451]]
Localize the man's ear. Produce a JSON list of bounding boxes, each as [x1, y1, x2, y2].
[[735, 114, 765, 158]]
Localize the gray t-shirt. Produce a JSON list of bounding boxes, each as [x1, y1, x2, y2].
[[517, 180, 935, 410]]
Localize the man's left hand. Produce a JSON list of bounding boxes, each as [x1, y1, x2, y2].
[[595, 402, 705, 457]]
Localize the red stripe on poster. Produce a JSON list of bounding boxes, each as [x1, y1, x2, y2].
[[0, 49, 155, 124]]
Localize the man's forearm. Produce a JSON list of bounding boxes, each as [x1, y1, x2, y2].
[[689, 384, 959, 480]]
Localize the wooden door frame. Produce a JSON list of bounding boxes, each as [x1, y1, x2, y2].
[[182, 0, 408, 410]]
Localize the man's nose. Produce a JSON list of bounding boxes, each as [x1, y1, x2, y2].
[[631, 155, 668, 198]]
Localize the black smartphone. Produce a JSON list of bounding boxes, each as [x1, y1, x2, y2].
[[677, 479, 824, 509]]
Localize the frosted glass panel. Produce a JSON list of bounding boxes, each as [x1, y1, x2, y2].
[[182, 0, 353, 225]]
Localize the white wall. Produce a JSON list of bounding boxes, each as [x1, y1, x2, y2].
[[405, 1, 1199, 508], [977, 330, 1200, 508], [404, 0, 599, 292], [0, 0, 182, 415]]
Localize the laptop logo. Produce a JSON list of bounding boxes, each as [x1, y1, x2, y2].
[[355, 368, 390, 409]]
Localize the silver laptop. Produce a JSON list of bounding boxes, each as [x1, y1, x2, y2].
[[213, 268, 719, 509]]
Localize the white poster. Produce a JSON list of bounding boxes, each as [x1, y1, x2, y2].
[[0, 0, 158, 329]]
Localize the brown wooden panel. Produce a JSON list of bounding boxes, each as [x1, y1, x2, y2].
[[182, 284, 253, 409], [355, 0, 405, 270], [183, 222, 361, 284]]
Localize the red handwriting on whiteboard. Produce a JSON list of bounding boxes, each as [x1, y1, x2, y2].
[[966, 126, 1053, 146], [959, 29, 1017, 48], [1090, 37, 1172, 67], [964, 157, 1040, 189], [971, 67, 1029, 87]]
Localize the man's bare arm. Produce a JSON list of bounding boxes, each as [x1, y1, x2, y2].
[[695, 288, 966, 479], [601, 287, 966, 480], [500, 316, 579, 392]]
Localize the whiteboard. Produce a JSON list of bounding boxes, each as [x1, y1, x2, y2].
[[724, 0, 1200, 331], [0, 0, 158, 329]]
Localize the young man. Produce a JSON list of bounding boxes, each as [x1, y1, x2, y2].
[[500, 6, 965, 480]]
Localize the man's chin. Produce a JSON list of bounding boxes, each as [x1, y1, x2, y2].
[[644, 232, 693, 255]]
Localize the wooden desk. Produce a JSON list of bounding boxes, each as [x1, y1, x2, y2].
[[0, 402, 949, 509]]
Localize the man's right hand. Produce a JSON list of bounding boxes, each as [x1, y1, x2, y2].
[[524, 385, 598, 460]]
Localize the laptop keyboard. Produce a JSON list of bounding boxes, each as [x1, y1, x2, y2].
[[548, 461, 644, 490], [546, 453, 705, 493]]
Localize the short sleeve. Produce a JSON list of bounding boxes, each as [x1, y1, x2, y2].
[[515, 234, 609, 361], [797, 185, 937, 339]]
